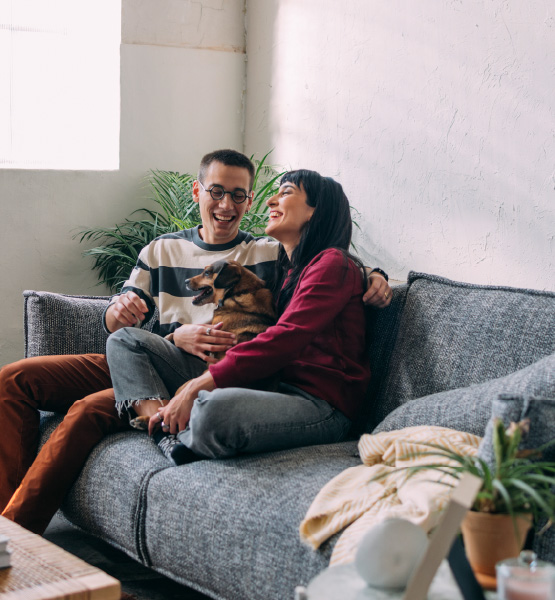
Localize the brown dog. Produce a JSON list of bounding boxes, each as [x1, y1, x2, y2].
[[130, 260, 277, 430], [182, 259, 276, 357]]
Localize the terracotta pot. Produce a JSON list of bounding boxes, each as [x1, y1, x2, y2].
[[461, 511, 532, 577]]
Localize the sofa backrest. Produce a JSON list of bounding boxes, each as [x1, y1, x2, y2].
[[24, 291, 111, 357], [23, 291, 159, 358], [363, 272, 555, 431]]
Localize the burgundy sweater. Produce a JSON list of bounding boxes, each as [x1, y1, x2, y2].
[[209, 249, 371, 420]]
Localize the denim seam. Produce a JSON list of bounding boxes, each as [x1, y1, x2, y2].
[[138, 340, 204, 383], [249, 407, 338, 434]]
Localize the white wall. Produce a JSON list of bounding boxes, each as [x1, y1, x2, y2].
[[2, 1, 554, 367], [0, 0, 246, 366], [245, 0, 555, 290]]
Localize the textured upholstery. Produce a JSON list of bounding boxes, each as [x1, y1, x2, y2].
[[357, 284, 409, 434], [24, 290, 158, 358], [24, 291, 110, 357], [370, 273, 555, 429], [26, 272, 555, 600], [61, 431, 171, 560], [373, 353, 555, 436], [144, 442, 357, 600]]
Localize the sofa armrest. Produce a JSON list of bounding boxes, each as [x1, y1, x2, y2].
[[24, 290, 111, 358]]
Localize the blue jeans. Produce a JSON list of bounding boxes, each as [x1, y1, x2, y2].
[[106, 328, 352, 458]]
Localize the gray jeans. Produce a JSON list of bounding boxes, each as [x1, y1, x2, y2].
[[106, 327, 352, 458]]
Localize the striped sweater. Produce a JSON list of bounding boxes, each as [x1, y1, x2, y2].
[[106, 226, 279, 336]]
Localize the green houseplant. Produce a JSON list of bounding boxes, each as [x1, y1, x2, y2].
[[408, 419, 555, 580], [75, 152, 285, 293]]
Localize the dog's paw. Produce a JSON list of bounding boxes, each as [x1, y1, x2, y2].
[[129, 415, 150, 431]]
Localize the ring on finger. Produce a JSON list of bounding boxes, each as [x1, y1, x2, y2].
[[156, 412, 163, 423], [206, 327, 212, 336]]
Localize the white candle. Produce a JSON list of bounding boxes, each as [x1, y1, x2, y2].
[[503, 578, 553, 600]]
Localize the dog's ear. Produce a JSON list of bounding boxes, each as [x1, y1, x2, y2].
[[213, 262, 241, 289], [209, 260, 227, 277]]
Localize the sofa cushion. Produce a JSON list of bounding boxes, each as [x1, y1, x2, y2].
[[24, 291, 110, 357], [143, 442, 359, 600], [23, 290, 159, 358], [39, 413, 171, 560], [60, 431, 172, 561], [357, 284, 409, 434], [373, 353, 555, 436], [370, 273, 555, 429], [476, 394, 555, 564]]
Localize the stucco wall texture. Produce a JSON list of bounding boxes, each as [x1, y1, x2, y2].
[[245, 0, 555, 290]]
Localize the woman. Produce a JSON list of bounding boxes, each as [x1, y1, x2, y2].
[[107, 169, 371, 461]]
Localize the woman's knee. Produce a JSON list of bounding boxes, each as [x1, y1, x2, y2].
[[185, 389, 246, 458]]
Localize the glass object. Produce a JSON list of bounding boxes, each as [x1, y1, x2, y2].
[[496, 550, 555, 600], [198, 181, 249, 204]]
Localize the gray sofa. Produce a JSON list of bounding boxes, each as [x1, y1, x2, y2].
[[27, 271, 555, 600]]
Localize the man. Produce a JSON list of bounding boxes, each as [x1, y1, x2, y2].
[[0, 149, 391, 534]]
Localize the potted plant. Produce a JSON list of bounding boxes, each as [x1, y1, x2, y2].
[[408, 419, 555, 582]]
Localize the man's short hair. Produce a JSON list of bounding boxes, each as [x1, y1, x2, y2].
[[198, 149, 256, 191]]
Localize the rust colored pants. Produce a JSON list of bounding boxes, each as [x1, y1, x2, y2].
[[0, 354, 128, 534]]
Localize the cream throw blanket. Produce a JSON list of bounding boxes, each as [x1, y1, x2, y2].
[[299, 426, 481, 565]]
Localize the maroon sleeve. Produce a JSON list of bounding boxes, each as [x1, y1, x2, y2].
[[209, 249, 361, 388]]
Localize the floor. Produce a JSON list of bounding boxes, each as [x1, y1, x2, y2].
[[44, 514, 211, 600]]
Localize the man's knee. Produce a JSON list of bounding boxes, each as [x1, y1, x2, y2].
[[0, 358, 43, 398], [106, 327, 136, 352], [0, 360, 23, 388], [64, 390, 121, 434], [106, 327, 162, 357]]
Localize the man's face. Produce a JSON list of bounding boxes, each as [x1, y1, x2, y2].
[[193, 161, 253, 245]]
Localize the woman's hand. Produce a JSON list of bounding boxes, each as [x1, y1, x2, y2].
[[149, 371, 216, 435], [171, 322, 236, 364], [363, 271, 392, 308]]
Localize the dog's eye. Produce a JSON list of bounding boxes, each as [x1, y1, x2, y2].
[[205, 269, 213, 277]]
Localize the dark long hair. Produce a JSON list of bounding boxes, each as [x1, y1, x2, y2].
[[271, 169, 366, 314]]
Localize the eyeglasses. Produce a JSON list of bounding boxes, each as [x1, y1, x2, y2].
[[198, 181, 250, 205]]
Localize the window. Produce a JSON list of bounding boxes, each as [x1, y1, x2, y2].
[[0, 0, 121, 170]]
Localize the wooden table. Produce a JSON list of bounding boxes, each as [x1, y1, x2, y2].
[[0, 516, 120, 599]]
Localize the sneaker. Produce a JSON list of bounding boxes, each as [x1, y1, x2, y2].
[[152, 431, 201, 466]]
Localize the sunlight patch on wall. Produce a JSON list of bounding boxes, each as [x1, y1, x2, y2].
[[0, 0, 121, 170]]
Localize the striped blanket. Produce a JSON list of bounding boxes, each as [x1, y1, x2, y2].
[[299, 426, 481, 565]]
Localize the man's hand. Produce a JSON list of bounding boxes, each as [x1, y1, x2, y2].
[[172, 322, 236, 364], [363, 271, 392, 308], [149, 371, 215, 435], [105, 291, 149, 332]]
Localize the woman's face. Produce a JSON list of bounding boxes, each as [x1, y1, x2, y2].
[[265, 181, 315, 255]]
